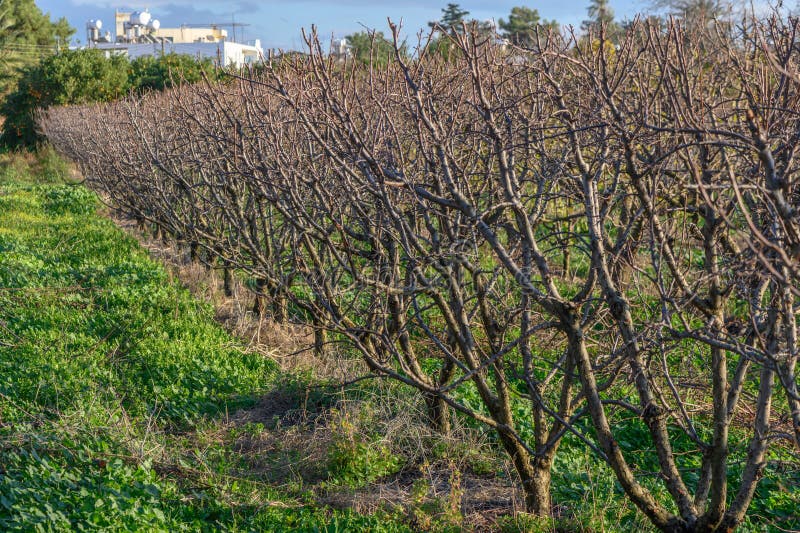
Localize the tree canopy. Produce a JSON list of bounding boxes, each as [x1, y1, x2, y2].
[[0, 0, 73, 94], [428, 3, 471, 33], [1, 49, 128, 148], [582, 0, 622, 39], [650, 0, 730, 26], [425, 3, 495, 59], [345, 31, 406, 67], [129, 53, 216, 92], [586, 0, 615, 25], [498, 6, 558, 47], [1, 50, 220, 149]]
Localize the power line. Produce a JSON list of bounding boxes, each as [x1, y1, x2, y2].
[[0, 42, 60, 50]]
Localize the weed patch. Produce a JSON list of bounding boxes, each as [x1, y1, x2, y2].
[[0, 156, 413, 531]]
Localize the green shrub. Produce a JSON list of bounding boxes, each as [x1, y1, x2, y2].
[[129, 53, 218, 92], [1, 49, 129, 148], [1, 50, 221, 149]]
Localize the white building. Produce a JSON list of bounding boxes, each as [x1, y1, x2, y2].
[[87, 10, 263, 68], [92, 40, 263, 67]]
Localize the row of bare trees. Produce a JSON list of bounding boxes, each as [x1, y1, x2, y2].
[[39, 14, 799, 532]]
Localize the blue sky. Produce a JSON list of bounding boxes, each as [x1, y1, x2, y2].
[[35, 0, 704, 51]]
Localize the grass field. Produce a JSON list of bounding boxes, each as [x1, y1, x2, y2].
[[0, 151, 416, 532]]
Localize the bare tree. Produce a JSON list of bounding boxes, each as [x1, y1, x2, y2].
[[37, 13, 800, 530]]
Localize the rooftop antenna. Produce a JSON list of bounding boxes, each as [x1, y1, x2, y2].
[[179, 20, 250, 43]]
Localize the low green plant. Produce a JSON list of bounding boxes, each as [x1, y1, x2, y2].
[[403, 468, 463, 532], [0, 148, 71, 185], [325, 409, 401, 488], [497, 513, 587, 533], [0, 157, 413, 531], [39, 184, 97, 215]]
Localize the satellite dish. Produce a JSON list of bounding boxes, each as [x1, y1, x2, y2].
[[131, 11, 151, 26]]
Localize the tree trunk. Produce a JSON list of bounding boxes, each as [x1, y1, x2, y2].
[[222, 264, 233, 297], [526, 463, 552, 517], [314, 326, 326, 357], [497, 432, 551, 516], [270, 285, 288, 323], [252, 278, 267, 317], [423, 392, 451, 436]]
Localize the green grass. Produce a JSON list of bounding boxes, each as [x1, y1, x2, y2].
[[0, 156, 410, 532]]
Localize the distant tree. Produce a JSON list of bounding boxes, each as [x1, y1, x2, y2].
[[581, 0, 625, 46], [0, 0, 73, 94], [498, 6, 558, 47], [429, 3, 471, 34], [582, 0, 622, 38], [1, 49, 128, 148], [1, 50, 230, 148], [426, 3, 496, 59], [129, 53, 217, 92], [588, 0, 615, 24], [0, 8, 20, 82], [345, 31, 407, 66], [650, 0, 730, 22]]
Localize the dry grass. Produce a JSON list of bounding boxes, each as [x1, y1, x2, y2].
[[109, 213, 523, 531], [225, 382, 522, 530]]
